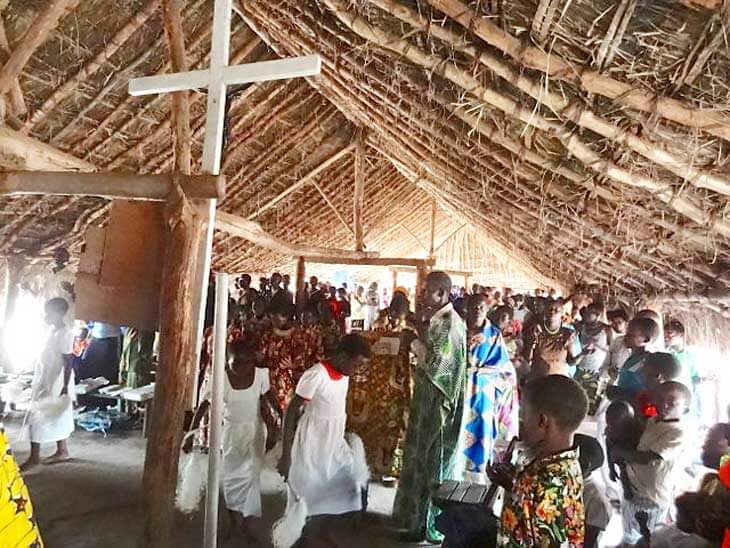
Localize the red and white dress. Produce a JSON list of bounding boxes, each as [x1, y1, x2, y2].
[[289, 362, 363, 516]]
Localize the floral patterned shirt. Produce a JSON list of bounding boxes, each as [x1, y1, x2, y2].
[[498, 448, 585, 548], [259, 326, 323, 412]]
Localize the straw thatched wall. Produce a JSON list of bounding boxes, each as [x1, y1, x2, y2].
[[0, 0, 728, 301]]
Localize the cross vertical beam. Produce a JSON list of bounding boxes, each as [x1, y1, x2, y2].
[[202, 0, 232, 175]]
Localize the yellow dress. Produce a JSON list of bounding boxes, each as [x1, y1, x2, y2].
[[0, 426, 43, 547]]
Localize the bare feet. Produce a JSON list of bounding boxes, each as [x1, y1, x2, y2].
[[43, 451, 72, 465], [19, 458, 40, 472]]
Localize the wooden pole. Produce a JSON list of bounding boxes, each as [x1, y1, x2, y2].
[[0, 171, 223, 201], [0, 18, 26, 116], [216, 211, 378, 260], [295, 256, 306, 312], [247, 143, 354, 220], [429, 198, 436, 258], [141, 188, 200, 548], [391, 269, 398, 296], [162, 0, 192, 173], [0, 0, 79, 95], [415, 264, 426, 316], [353, 129, 365, 251], [204, 272, 228, 548]]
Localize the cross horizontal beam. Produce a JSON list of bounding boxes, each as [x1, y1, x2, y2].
[[0, 171, 225, 201], [128, 55, 321, 96]]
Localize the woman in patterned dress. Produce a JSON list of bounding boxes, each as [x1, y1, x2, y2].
[[259, 298, 323, 414], [346, 291, 417, 478]]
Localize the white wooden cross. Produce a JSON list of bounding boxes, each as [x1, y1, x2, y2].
[[128, 0, 321, 175], [127, 2, 320, 546]]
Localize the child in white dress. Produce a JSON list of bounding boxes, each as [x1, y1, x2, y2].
[[277, 334, 371, 545], [22, 298, 75, 471], [187, 338, 279, 540]]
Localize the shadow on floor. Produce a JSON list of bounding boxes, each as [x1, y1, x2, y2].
[[4, 416, 421, 548]]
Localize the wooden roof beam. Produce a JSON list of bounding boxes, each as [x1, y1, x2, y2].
[[306, 255, 434, 267], [23, 0, 161, 133], [0, 127, 95, 171], [0, 16, 26, 116], [0, 171, 224, 201], [216, 211, 378, 260], [353, 128, 365, 251], [162, 0, 192, 174], [426, 0, 730, 142], [247, 142, 355, 219], [362, 0, 730, 200], [0, 0, 79, 95]]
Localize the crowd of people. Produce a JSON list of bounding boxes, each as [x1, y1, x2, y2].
[[5, 256, 730, 547], [188, 269, 730, 547]]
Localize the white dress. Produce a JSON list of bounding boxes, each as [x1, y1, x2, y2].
[[29, 325, 75, 444], [222, 367, 269, 518], [289, 362, 362, 516]]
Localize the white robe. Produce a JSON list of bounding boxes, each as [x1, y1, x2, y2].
[[289, 363, 362, 516], [29, 325, 75, 444], [222, 367, 268, 517]]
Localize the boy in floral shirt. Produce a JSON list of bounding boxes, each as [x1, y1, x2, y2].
[[490, 374, 589, 547]]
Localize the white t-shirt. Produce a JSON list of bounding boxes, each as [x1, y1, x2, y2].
[[627, 418, 688, 506], [602, 335, 632, 375], [583, 474, 612, 530]]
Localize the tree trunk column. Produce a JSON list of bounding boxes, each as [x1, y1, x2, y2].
[[141, 190, 202, 548]]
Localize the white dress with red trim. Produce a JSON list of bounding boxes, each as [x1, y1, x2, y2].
[[288, 362, 363, 516]]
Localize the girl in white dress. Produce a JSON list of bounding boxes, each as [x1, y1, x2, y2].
[[187, 337, 279, 540], [22, 298, 75, 471], [277, 334, 371, 545]]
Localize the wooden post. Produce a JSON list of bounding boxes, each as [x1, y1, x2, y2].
[[295, 256, 306, 312], [429, 198, 437, 258], [415, 264, 426, 316], [391, 269, 398, 296], [0, 0, 79, 95], [141, 189, 201, 548], [464, 273, 470, 291], [353, 129, 365, 251]]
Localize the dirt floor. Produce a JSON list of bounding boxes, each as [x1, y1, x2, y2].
[[5, 415, 420, 548]]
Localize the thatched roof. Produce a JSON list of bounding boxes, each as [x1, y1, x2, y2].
[[1, 0, 729, 302]]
